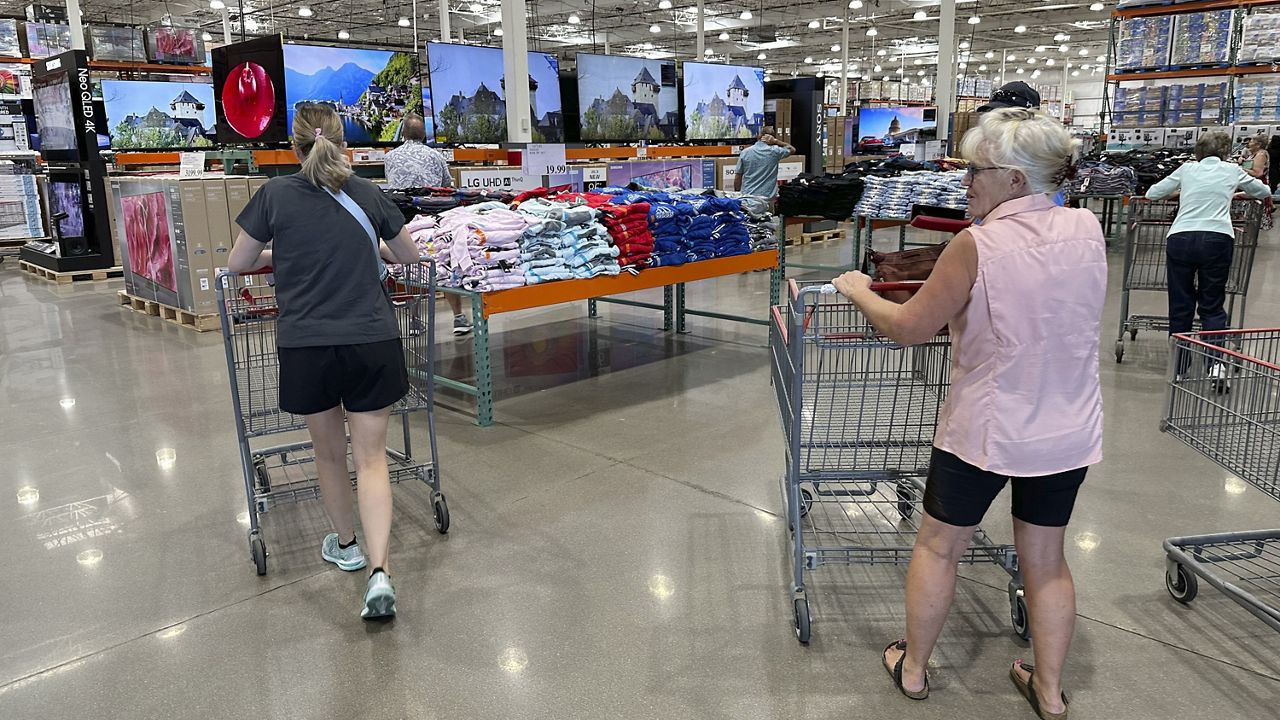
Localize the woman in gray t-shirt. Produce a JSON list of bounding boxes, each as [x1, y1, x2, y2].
[[228, 103, 419, 621]]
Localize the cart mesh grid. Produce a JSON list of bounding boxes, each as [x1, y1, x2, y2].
[[1161, 329, 1280, 632], [1123, 200, 1259, 296]]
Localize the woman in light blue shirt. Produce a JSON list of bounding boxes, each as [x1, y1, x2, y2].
[[1145, 132, 1270, 351]]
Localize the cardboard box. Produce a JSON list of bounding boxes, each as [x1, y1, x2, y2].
[[177, 179, 217, 314], [203, 178, 233, 284], [220, 177, 250, 275], [247, 175, 268, 196]]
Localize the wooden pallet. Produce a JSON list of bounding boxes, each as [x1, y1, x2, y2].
[[117, 291, 220, 332], [801, 229, 845, 245], [19, 260, 123, 284]]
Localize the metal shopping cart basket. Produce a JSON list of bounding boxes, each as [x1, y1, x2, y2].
[[1115, 199, 1261, 363], [771, 279, 1023, 644], [1160, 330, 1280, 632], [217, 260, 448, 575]]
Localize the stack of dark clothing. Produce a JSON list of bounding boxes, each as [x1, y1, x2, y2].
[[1067, 160, 1139, 197], [1087, 149, 1192, 194], [777, 172, 864, 220], [647, 200, 696, 267], [684, 196, 750, 259], [737, 195, 778, 251], [385, 186, 517, 222]]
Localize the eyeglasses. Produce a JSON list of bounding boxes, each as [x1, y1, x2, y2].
[[965, 165, 1006, 179]]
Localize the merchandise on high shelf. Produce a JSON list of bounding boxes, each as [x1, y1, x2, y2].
[[212, 35, 288, 144], [102, 80, 216, 149], [0, 19, 20, 58], [682, 61, 765, 141], [24, 21, 72, 59], [425, 42, 563, 144], [1111, 86, 1168, 129], [1170, 10, 1233, 68], [147, 26, 204, 65], [1239, 10, 1280, 64], [284, 43, 422, 144], [88, 25, 146, 62], [1235, 76, 1280, 124], [575, 53, 679, 142], [0, 62, 31, 99], [1115, 16, 1172, 71]]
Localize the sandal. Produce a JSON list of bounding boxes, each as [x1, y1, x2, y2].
[[882, 639, 929, 700], [1009, 660, 1069, 720]]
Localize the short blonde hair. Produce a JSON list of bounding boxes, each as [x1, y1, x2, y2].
[[959, 107, 1078, 194], [292, 102, 352, 193]]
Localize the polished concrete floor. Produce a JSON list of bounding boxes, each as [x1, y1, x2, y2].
[[1, 229, 1278, 719]]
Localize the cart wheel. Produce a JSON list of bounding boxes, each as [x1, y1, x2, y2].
[[250, 532, 267, 576], [1130, 328, 1139, 341], [896, 483, 915, 520], [799, 487, 813, 518], [1115, 340, 1125, 364], [794, 597, 811, 645], [253, 460, 271, 493], [1010, 594, 1031, 640], [1159, 420, 1170, 433], [433, 495, 450, 534], [1166, 564, 1198, 604]]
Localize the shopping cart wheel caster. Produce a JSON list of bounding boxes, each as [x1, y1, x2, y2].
[[1114, 340, 1125, 364], [895, 482, 915, 520], [433, 495, 450, 534], [1010, 594, 1031, 641], [1166, 564, 1198, 604], [799, 488, 813, 519], [250, 533, 267, 576], [793, 597, 811, 645]]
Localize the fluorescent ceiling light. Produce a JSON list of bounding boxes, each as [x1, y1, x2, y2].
[[914, 10, 927, 20], [866, 27, 878, 37], [398, 16, 410, 27], [298, 6, 312, 16], [337, 29, 350, 39], [658, 0, 672, 8], [740, 10, 752, 19], [967, 16, 980, 25], [1014, 25, 1026, 33], [808, 19, 820, 29], [568, 13, 580, 24], [649, 24, 660, 32]]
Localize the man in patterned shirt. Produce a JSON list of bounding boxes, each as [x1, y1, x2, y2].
[[384, 114, 471, 334]]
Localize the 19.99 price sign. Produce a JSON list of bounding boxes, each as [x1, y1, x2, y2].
[[522, 143, 568, 177]]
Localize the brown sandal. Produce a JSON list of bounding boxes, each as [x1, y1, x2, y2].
[[882, 639, 929, 700], [1009, 660, 1069, 720]]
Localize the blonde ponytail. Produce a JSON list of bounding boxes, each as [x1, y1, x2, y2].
[[292, 102, 352, 193]]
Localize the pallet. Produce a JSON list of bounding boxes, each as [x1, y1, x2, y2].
[[117, 291, 220, 332], [19, 260, 123, 284], [801, 229, 845, 245]]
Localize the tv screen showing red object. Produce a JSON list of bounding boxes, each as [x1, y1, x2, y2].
[[212, 35, 287, 144], [121, 190, 177, 292]]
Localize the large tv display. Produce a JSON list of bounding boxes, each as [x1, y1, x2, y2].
[[32, 69, 75, 152], [682, 61, 764, 141], [49, 177, 84, 238], [102, 80, 215, 149], [212, 35, 288, 144], [284, 43, 422, 144], [426, 42, 563, 144], [858, 106, 936, 145], [576, 53, 678, 142]]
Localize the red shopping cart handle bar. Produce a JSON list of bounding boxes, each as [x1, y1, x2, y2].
[[1172, 330, 1280, 373], [910, 216, 971, 233]]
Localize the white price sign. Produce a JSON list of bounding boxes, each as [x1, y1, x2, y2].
[[522, 143, 567, 177], [179, 151, 206, 179], [583, 167, 607, 183]]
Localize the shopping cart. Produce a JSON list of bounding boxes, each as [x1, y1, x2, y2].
[[1160, 330, 1280, 632], [771, 279, 1023, 644], [217, 260, 448, 576], [1115, 198, 1261, 363]]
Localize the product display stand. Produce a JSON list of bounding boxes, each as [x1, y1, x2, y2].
[[437, 250, 780, 426]]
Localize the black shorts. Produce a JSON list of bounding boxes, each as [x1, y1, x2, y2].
[[923, 447, 1088, 528], [278, 338, 408, 415]]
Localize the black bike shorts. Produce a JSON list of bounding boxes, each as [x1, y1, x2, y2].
[[923, 447, 1088, 528]]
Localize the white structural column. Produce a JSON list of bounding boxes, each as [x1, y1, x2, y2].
[[65, 0, 84, 50], [439, 0, 451, 42], [839, 16, 850, 113], [1062, 62, 1070, 119], [696, 0, 705, 57], [501, 0, 533, 143], [222, 10, 232, 43], [935, 0, 956, 141]]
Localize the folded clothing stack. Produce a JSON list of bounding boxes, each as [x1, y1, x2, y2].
[[517, 215, 573, 284], [385, 187, 516, 223], [599, 202, 654, 269], [685, 214, 717, 261], [434, 201, 530, 292], [1067, 161, 1138, 197], [734, 194, 779, 252], [517, 198, 620, 282], [854, 172, 968, 219], [683, 195, 751, 258], [646, 200, 696, 267]]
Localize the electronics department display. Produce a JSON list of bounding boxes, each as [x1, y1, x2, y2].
[[31, 67, 76, 152], [212, 35, 288, 143], [24, 21, 72, 59], [147, 26, 203, 64], [87, 25, 147, 61], [284, 43, 422, 144], [102, 79, 216, 149], [425, 42, 563, 143], [681, 61, 765, 141], [575, 53, 678, 142], [0, 19, 21, 58]]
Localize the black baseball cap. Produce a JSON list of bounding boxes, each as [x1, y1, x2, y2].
[[977, 81, 1042, 113]]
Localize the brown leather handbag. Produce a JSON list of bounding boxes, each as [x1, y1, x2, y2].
[[869, 242, 948, 282]]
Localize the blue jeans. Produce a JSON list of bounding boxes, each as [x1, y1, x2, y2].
[[1167, 231, 1233, 375]]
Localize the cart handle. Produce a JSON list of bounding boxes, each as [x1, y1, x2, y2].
[[1171, 332, 1280, 373], [814, 281, 925, 295]]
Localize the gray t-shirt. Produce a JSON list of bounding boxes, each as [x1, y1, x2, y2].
[[237, 174, 406, 348]]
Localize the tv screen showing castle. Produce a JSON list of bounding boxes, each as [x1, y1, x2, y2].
[[576, 54, 679, 142], [101, 80, 216, 149], [682, 62, 765, 140], [426, 42, 563, 144], [283, 44, 423, 144]]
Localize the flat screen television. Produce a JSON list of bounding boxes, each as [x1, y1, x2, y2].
[[421, 84, 436, 140], [576, 53, 679, 142], [31, 68, 76, 153], [49, 175, 84, 239], [425, 42, 563, 144], [212, 35, 288, 144], [857, 106, 937, 147], [102, 80, 216, 150], [283, 43, 422, 145], [682, 61, 764, 141]]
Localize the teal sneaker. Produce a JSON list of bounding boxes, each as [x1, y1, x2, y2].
[[320, 533, 367, 572], [361, 570, 397, 620]]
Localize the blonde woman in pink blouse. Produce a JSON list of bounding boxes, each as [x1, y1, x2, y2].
[[832, 107, 1106, 720]]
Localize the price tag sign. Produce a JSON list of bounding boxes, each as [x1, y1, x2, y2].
[[635, 145, 648, 158], [441, 148, 455, 162], [583, 167, 607, 183], [179, 151, 206, 179], [522, 143, 567, 177]]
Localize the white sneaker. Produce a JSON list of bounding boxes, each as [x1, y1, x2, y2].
[[1209, 362, 1230, 395]]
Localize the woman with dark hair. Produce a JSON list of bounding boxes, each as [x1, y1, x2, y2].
[[227, 102, 420, 621]]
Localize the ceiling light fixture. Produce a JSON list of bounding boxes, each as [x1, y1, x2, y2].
[[979, 64, 987, 71], [967, 15, 980, 24], [850, 0, 863, 8], [649, 23, 660, 32], [658, 0, 672, 8], [1027, 57, 1037, 64], [877, 49, 886, 56], [1014, 25, 1026, 33], [1090, 2, 1104, 9], [337, 29, 350, 39], [209, 0, 225, 8], [1016, 67, 1024, 74], [705, 48, 714, 55], [958, 61, 966, 68], [1007, 54, 1016, 61], [740, 10, 752, 19], [914, 10, 927, 20], [718, 31, 730, 40], [568, 13, 580, 24], [1046, 58, 1055, 65], [1060, 44, 1069, 52], [985, 50, 994, 59], [1035, 45, 1046, 52], [865, 26, 877, 37], [494, 27, 503, 35], [202, 31, 212, 41], [808, 19, 820, 29], [831, 43, 841, 51], [917, 69, 925, 76], [758, 52, 767, 59], [1096, 55, 1106, 62], [243, 17, 259, 31], [398, 16, 410, 26], [1032, 69, 1041, 78], [873, 64, 881, 72], [469, 2, 482, 12], [804, 56, 813, 63], [298, 6, 312, 16], [959, 41, 970, 49]]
